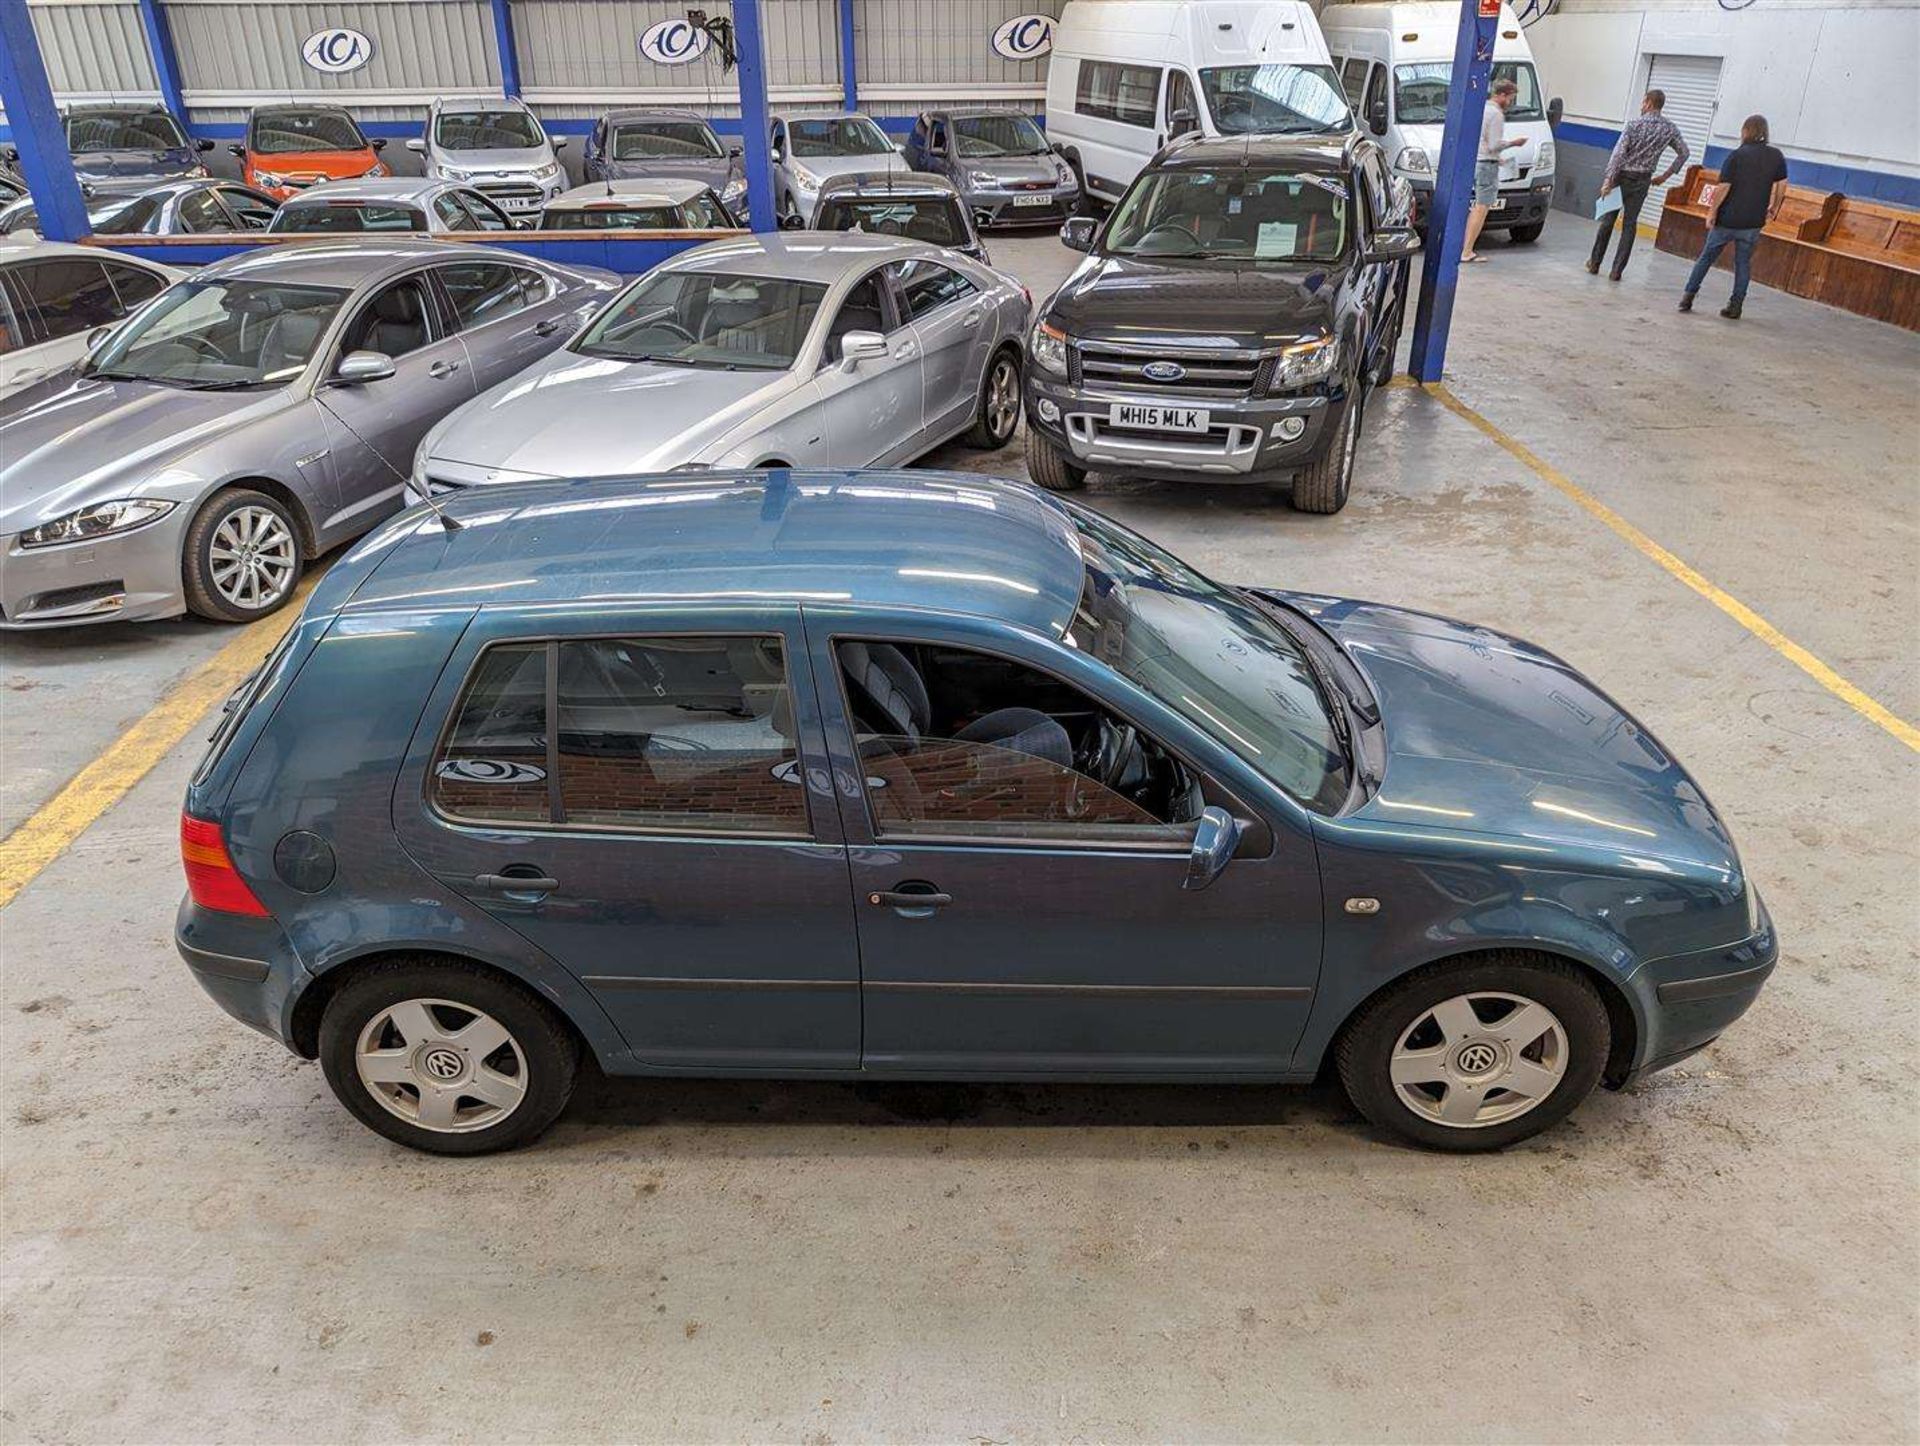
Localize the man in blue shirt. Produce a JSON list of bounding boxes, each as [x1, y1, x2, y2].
[[1587, 90, 1690, 280], [1680, 115, 1790, 318]]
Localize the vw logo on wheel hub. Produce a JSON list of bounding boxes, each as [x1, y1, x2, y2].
[[1143, 361, 1187, 382], [1455, 1042, 1501, 1076], [421, 1047, 464, 1081]]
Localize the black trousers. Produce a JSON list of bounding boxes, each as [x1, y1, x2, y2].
[[1590, 171, 1652, 275]]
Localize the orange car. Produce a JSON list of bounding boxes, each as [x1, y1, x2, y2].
[[229, 104, 388, 201]]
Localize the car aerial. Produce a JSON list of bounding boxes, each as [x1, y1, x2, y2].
[[902, 108, 1081, 226], [266, 177, 517, 235], [0, 236, 178, 397], [0, 178, 280, 237], [407, 97, 568, 223], [0, 241, 618, 628], [768, 111, 908, 225], [538, 179, 737, 231], [230, 104, 390, 202], [49, 103, 216, 184], [809, 171, 990, 265], [411, 233, 1027, 492], [174, 470, 1776, 1156], [582, 108, 748, 217], [1024, 132, 1418, 514]]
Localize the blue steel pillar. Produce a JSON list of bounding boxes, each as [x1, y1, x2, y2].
[[489, 0, 521, 97], [1406, 0, 1498, 383], [731, 0, 777, 232], [838, 0, 857, 112], [133, 0, 187, 121], [0, 0, 90, 241]]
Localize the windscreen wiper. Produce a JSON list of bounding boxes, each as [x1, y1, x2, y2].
[[1242, 587, 1381, 729]]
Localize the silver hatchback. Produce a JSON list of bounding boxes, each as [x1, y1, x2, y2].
[[0, 241, 618, 628]]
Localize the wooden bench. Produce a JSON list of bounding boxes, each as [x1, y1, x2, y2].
[[1656, 165, 1919, 330]]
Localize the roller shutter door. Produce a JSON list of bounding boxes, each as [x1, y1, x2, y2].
[[1645, 54, 1723, 217]]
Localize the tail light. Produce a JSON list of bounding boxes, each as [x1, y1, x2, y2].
[[180, 813, 270, 917]]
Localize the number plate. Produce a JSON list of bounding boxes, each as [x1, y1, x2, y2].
[[1109, 403, 1209, 433], [1010, 193, 1053, 207]]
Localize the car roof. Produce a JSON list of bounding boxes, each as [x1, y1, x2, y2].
[[432, 96, 534, 111], [65, 102, 174, 117], [1158, 133, 1362, 172], [817, 171, 962, 199], [197, 239, 519, 288], [604, 108, 712, 126], [278, 177, 451, 203], [0, 234, 170, 267], [249, 102, 358, 120], [550, 178, 708, 206], [338, 472, 1087, 638], [662, 231, 949, 279]]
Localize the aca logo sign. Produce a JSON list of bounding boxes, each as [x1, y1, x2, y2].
[[990, 13, 1054, 60], [300, 27, 374, 74], [640, 18, 711, 65]]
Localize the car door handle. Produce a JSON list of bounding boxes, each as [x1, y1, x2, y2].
[[961, 310, 982, 328], [892, 343, 919, 360], [533, 318, 563, 336], [429, 359, 462, 378], [868, 890, 952, 909], [476, 872, 559, 894]]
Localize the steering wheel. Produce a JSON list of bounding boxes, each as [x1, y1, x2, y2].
[[1081, 717, 1139, 791], [1141, 222, 1203, 250], [648, 320, 698, 344], [169, 335, 229, 363]]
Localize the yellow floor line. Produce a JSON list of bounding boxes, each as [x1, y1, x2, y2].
[[1421, 381, 1920, 754], [0, 580, 314, 911]]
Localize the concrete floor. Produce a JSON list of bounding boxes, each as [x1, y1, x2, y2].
[[3, 220, 1916, 1443]]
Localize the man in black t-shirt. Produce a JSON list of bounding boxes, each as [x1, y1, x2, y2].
[[1680, 114, 1790, 319]]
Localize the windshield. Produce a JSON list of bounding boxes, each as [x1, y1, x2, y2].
[[1065, 505, 1348, 812], [1199, 64, 1351, 135], [66, 112, 189, 153], [1106, 168, 1348, 261], [612, 122, 722, 160], [788, 116, 893, 158], [271, 201, 427, 233], [436, 110, 543, 151], [574, 270, 826, 371], [817, 196, 964, 246], [250, 109, 367, 154], [541, 204, 681, 230], [86, 279, 346, 387], [953, 113, 1048, 157], [1394, 60, 1543, 124]]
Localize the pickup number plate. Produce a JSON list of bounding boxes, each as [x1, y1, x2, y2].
[[1109, 403, 1209, 432]]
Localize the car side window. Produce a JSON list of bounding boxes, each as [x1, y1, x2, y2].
[[101, 262, 166, 312], [0, 281, 21, 356], [176, 188, 231, 234], [439, 261, 529, 330], [683, 193, 728, 228], [1077, 61, 1162, 128], [431, 635, 809, 836], [340, 276, 436, 359], [930, 119, 948, 154], [824, 272, 890, 357], [1364, 63, 1389, 131], [217, 187, 277, 230], [432, 193, 471, 230], [15, 259, 123, 342], [887, 259, 977, 320], [834, 639, 1203, 846], [1340, 58, 1369, 106]]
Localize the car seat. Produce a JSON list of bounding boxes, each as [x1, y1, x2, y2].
[[838, 641, 1073, 769]]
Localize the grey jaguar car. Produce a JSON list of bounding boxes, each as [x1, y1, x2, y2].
[[0, 242, 617, 628], [412, 233, 1028, 493]]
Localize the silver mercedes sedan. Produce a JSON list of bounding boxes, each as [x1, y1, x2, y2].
[[411, 233, 1029, 494], [0, 240, 618, 628]]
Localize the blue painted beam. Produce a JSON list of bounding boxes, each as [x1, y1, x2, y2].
[[839, 0, 858, 112], [489, 0, 522, 98], [0, 0, 90, 241], [133, 0, 187, 122], [730, 0, 778, 233], [1407, 0, 1497, 383]]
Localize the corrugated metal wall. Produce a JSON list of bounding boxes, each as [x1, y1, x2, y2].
[[26, 0, 158, 98], [517, 0, 838, 101], [853, 0, 1058, 94]]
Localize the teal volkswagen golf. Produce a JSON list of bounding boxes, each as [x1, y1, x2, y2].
[[177, 472, 1776, 1154]]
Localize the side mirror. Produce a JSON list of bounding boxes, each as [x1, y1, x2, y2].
[[1547, 96, 1564, 131], [371, 138, 387, 152], [406, 138, 426, 153], [779, 211, 806, 230], [1168, 107, 1196, 136], [85, 324, 114, 351], [727, 144, 743, 158], [839, 330, 887, 368], [770, 146, 784, 163], [1364, 227, 1422, 264], [196, 138, 215, 152], [1059, 215, 1097, 252], [1366, 103, 1388, 137], [1184, 806, 1243, 892], [227, 143, 246, 158], [332, 349, 396, 384], [553, 137, 568, 151]]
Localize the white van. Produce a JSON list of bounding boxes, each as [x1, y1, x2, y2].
[[1045, 1, 1353, 205], [1319, 3, 1560, 241]]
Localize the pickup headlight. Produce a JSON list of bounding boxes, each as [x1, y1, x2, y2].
[[1029, 319, 1068, 377], [1270, 336, 1340, 392], [1395, 147, 1433, 176], [1534, 140, 1555, 176], [19, 498, 175, 548]]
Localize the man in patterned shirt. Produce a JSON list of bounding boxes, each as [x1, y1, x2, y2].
[[1587, 90, 1691, 280]]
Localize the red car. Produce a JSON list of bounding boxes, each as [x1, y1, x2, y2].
[[230, 104, 387, 201]]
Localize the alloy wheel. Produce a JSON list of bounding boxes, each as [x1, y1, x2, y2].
[[208, 505, 297, 613], [1388, 991, 1569, 1128], [354, 997, 529, 1133], [986, 356, 1019, 441]]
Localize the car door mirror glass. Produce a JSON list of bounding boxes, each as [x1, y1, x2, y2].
[[1184, 806, 1243, 891], [333, 349, 397, 384], [1060, 216, 1097, 252], [839, 330, 887, 367]]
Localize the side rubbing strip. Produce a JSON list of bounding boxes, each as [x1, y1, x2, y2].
[[581, 976, 855, 993], [864, 982, 1313, 1001]]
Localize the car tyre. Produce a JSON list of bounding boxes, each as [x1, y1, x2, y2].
[[1508, 221, 1545, 244], [1335, 952, 1610, 1153], [966, 347, 1022, 449], [182, 487, 305, 624], [1290, 387, 1363, 514], [1024, 428, 1087, 491], [318, 958, 580, 1156]]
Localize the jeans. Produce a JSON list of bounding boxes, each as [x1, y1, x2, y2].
[[1685, 225, 1763, 303], [1589, 172, 1651, 275]]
